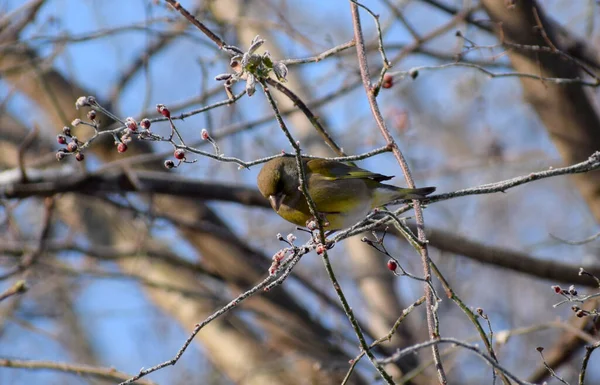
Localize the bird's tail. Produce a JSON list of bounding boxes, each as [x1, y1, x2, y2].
[[374, 185, 436, 206], [396, 186, 436, 200]]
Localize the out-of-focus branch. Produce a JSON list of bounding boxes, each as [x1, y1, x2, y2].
[[4, 241, 211, 273], [404, 225, 600, 287], [481, 0, 600, 222], [108, 3, 205, 104], [0, 0, 44, 39], [0, 168, 269, 207], [389, 2, 475, 65], [51, 277, 105, 381], [0, 280, 27, 302], [45, 260, 223, 301], [3, 150, 600, 232], [0, 197, 54, 280]]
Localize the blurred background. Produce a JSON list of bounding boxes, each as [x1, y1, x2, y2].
[[1, 0, 600, 384]]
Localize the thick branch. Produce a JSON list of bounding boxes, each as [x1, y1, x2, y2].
[[0, 168, 268, 207]]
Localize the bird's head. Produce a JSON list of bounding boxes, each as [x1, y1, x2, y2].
[[257, 157, 299, 212]]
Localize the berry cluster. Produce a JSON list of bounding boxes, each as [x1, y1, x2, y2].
[[60, 95, 215, 171], [55, 100, 159, 162], [56, 126, 85, 162]]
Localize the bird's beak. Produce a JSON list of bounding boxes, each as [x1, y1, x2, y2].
[[268, 193, 285, 212]]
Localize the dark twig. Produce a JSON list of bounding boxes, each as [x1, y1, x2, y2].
[[536, 348, 569, 385], [164, 0, 225, 48], [266, 78, 346, 156], [579, 341, 600, 385]]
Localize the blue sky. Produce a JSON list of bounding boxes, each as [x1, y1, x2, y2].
[[1, 0, 598, 383]]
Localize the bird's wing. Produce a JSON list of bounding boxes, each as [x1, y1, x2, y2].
[[306, 159, 393, 182], [306, 175, 367, 214]]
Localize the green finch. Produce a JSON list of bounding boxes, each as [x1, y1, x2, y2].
[[257, 157, 435, 229]]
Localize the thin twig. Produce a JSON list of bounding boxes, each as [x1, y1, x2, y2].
[[118, 261, 293, 385], [341, 296, 426, 384], [550, 231, 600, 246], [389, 62, 600, 87], [426, 151, 600, 203], [378, 337, 535, 385], [579, 341, 600, 385], [266, 78, 346, 156], [0, 358, 157, 385], [349, 2, 446, 382]]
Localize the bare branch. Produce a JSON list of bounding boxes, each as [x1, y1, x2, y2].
[[0, 358, 158, 385]]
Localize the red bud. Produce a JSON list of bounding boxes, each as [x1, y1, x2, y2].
[[174, 149, 185, 160], [387, 260, 397, 272]]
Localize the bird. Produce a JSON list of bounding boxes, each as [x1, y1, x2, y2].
[[257, 157, 436, 229]]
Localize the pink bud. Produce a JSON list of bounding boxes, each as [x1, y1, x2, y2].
[[201, 129, 210, 140], [125, 117, 138, 131], [140, 118, 151, 130]]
